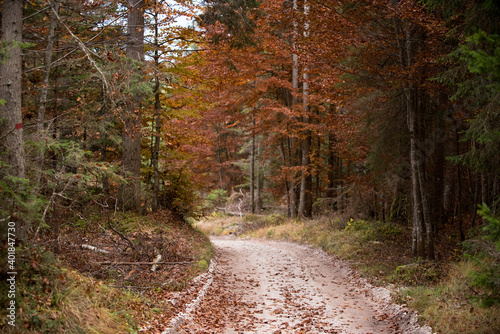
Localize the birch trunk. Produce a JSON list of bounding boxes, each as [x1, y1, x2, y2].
[[289, 0, 300, 218], [152, 3, 161, 212], [298, 0, 312, 218]]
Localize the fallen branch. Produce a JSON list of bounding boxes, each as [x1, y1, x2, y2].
[[108, 222, 136, 251], [71, 243, 111, 254], [103, 284, 154, 289], [466, 283, 479, 295], [96, 261, 194, 265]]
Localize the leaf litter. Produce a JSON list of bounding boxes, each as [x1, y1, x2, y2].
[[173, 237, 434, 334]]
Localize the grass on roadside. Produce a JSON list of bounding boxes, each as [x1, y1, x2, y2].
[[396, 261, 499, 334], [1, 209, 214, 334], [0, 246, 138, 333], [196, 213, 500, 334]]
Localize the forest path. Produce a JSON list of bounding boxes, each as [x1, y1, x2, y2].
[[176, 236, 429, 334]]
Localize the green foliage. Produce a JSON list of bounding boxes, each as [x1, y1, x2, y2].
[[344, 219, 403, 243], [198, 0, 260, 48], [197, 259, 209, 271], [344, 218, 369, 231], [395, 260, 500, 334], [440, 29, 500, 175], [156, 169, 200, 217], [203, 189, 228, 211], [459, 31, 500, 83], [392, 260, 443, 286], [463, 203, 500, 306], [21, 137, 122, 232], [0, 246, 137, 332], [0, 170, 47, 226], [478, 203, 500, 249], [0, 41, 35, 64]]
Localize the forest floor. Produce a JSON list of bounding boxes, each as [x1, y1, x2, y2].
[[175, 236, 432, 333], [0, 209, 214, 334]]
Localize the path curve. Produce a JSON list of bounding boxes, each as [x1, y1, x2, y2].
[[177, 236, 433, 334]]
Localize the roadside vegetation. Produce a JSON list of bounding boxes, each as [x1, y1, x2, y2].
[[0, 208, 213, 333], [197, 212, 500, 334]]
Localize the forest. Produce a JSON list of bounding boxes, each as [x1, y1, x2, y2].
[[0, 0, 499, 332]]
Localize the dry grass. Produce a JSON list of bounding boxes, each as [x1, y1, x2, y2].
[[0, 247, 137, 334], [53, 271, 136, 334], [1, 209, 214, 334], [196, 214, 245, 236], [398, 262, 500, 334]]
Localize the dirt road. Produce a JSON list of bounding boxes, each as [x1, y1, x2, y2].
[[173, 237, 432, 333]]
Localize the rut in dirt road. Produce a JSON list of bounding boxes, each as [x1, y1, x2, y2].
[[177, 236, 431, 334]]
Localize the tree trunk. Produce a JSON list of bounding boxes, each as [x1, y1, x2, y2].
[[279, 138, 291, 216], [298, 0, 312, 218], [298, 132, 312, 217], [418, 164, 435, 259], [404, 22, 426, 258], [250, 116, 256, 214], [101, 141, 109, 196], [152, 3, 161, 212], [0, 0, 25, 180], [456, 128, 465, 241], [256, 136, 262, 212], [37, 1, 59, 132], [287, 136, 298, 218], [288, 0, 299, 219], [327, 134, 335, 198], [35, 1, 60, 189], [119, 0, 145, 212]]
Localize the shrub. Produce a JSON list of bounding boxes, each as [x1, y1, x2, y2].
[[203, 189, 228, 212], [464, 203, 500, 306], [393, 259, 443, 285]]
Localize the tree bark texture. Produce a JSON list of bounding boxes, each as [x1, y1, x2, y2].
[[288, 0, 299, 219], [298, 0, 312, 218], [37, 0, 59, 132], [0, 0, 25, 179], [119, 0, 145, 212], [401, 21, 424, 258]]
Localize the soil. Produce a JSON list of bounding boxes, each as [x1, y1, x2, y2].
[[166, 236, 433, 334]]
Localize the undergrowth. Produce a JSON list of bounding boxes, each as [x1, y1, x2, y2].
[[1, 208, 214, 333], [0, 246, 137, 333]]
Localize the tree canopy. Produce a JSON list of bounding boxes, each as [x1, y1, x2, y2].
[[0, 0, 499, 261]]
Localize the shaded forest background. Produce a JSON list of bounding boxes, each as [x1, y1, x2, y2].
[[0, 0, 499, 283]]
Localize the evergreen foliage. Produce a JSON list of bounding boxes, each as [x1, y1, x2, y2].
[[465, 204, 500, 306]]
